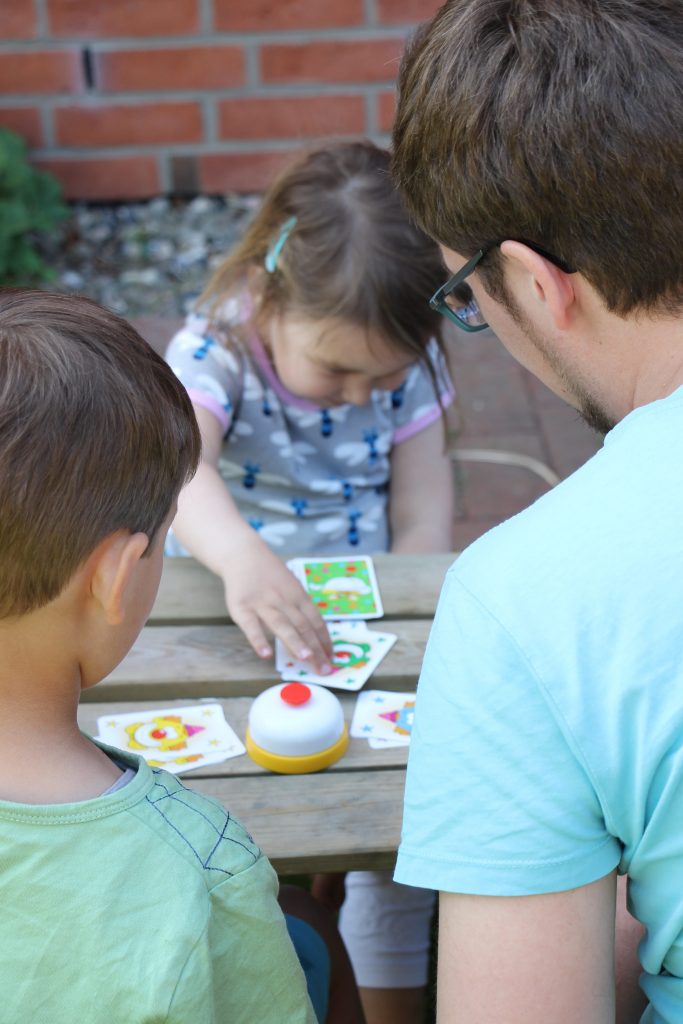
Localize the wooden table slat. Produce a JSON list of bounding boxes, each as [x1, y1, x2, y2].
[[78, 552, 445, 872], [87, 620, 429, 702], [191, 768, 406, 874], [78, 697, 409, 776], [151, 552, 455, 625]]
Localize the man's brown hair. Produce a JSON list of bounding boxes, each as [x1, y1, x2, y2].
[[392, 0, 683, 315], [0, 290, 201, 618]]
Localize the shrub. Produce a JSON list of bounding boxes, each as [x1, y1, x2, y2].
[[0, 128, 68, 285]]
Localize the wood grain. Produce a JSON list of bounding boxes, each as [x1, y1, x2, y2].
[[85, 620, 430, 701], [152, 552, 456, 624], [190, 768, 406, 873], [77, 696, 410, 775]]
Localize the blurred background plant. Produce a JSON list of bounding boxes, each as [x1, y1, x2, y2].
[[0, 128, 67, 285]]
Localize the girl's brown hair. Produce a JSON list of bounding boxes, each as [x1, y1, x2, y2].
[[199, 140, 447, 371]]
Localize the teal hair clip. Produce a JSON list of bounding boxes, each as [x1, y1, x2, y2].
[[264, 216, 297, 273]]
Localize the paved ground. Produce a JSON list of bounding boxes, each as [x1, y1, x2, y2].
[[132, 315, 602, 551]]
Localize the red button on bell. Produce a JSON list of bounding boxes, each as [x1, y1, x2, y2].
[[280, 682, 311, 706]]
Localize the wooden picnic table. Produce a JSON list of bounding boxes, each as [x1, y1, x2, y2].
[[77, 552, 455, 874]]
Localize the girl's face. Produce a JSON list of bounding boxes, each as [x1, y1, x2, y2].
[[266, 312, 416, 407]]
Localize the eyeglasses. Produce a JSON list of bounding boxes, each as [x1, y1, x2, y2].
[[429, 244, 576, 333], [429, 249, 489, 332]]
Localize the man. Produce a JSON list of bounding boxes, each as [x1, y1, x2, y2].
[[391, 2, 683, 1021]]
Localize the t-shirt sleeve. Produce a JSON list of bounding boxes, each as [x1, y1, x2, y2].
[[391, 338, 455, 445], [394, 570, 621, 896], [165, 313, 243, 436], [167, 853, 317, 1024]]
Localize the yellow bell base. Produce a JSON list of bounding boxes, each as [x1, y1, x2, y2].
[[246, 726, 349, 774]]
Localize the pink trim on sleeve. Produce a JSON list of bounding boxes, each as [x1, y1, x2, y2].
[[187, 389, 232, 433], [247, 330, 319, 411], [392, 389, 455, 445]]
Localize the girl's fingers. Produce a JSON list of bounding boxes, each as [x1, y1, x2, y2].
[[266, 606, 333, 675], [233, 608, 273, 660], [298, 606, 334, 662]]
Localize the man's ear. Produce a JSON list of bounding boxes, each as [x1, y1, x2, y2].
[[89, 531, 151, 626], [500, 240, 576, 330]]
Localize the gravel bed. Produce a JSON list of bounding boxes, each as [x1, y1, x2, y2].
[[35, 194, 260, 318]]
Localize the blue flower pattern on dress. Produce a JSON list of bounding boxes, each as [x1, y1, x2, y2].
[[391, 383, 406, 409], [165, 314, 452, 557], [320, 410, 333, 437], [347, 510, 362, 546], [193, 335, 216, 360], [243, 462, 260, 489], [363, 430, 379, 464]]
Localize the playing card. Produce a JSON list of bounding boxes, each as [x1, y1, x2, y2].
[[276, 622, 397, 691], [95, 703, 245, 769], [349, 690, 416, 743], [367, 735, 411, 749], [143, 748, 238, 775], [287, 555, 384, 619]]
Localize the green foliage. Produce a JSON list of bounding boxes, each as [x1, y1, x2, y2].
[[0, 128, 68, 285]]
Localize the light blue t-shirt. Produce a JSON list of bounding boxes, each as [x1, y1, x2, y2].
[[395, 386, 683, 1022]]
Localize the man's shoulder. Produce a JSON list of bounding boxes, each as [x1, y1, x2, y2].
[[128, 768, 263, 887]]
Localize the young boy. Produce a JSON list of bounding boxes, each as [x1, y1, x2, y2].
[[0, 289, 359, 1023]]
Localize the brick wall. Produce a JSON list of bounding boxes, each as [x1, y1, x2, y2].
[[0, 0, 441, 201]]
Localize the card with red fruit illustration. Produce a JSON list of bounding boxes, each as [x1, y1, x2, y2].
[[95, 703, 245, 773], [275, 621, 397, 691], [287, 555, 383, 619]]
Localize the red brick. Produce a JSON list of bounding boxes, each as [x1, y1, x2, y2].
[[0, 107, 43, 147], [377, 90, 395, 132], [217, 95, 365, 141], [55, 102, 203, 147], [376, 0, 442, 24], [214, 0, 363, 31], [261, 39, 404, 86], [0, 51, 83, 95], [0, 0, 37, 38], [48, 0, 199, 37], [35, 156, 160, 200], [95, 46, 245, 92], [199, 150, 298, 193]]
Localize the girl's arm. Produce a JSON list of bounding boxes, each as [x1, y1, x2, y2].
[[171, 405, 333, 672], [388, 418, 454, 553]]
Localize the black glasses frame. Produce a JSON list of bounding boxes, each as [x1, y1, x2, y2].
[[429, 243, 576, 333]]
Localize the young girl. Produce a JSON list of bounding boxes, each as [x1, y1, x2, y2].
[[166, 140, 454, 1024]]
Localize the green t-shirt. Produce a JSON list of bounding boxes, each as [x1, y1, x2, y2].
[[0, 742, 316, 1023]]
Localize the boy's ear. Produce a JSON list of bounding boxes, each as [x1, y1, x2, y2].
[[89, 531, 151, 625], [500, 240, 576, 330]]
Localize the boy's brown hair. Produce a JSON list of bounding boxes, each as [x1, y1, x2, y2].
[[392, 0, 683, 316], [0, 289, 201, 619], [200, 139, 446, 370]]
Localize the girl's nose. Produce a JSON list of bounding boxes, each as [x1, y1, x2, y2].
[[341, 378, 373, 405]]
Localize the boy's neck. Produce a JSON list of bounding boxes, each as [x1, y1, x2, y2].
[[0, 714, 124, 805], [0, 602, 123, 805]]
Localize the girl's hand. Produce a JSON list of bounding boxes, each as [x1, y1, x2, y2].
[[222, 538, 334, 674]]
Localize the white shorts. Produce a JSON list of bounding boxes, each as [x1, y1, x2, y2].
[[338, 870, 436, 989]]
